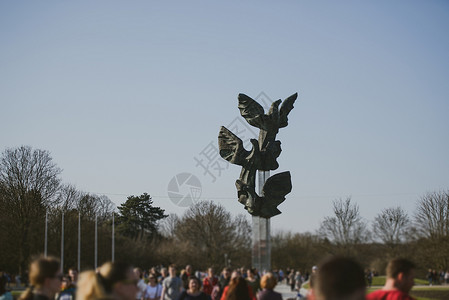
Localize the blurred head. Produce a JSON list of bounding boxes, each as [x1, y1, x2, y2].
[[148, 274, 157, 285], [68, 268, 78, 283], [222, 268, 231, 279], [315, 256, 366, 300], [186, 265, 193, 275], [169, 265, 177, 277], [61, 275, 72, 290], [77, 261, 137, 300], [133, 268, 143, 280], [230, 271, 241, 280], [161, 268, 168, 277], [386, 258, 415, 293], [208, 268, 214, 277], [19, 256, 62, 300], [260, 272, 277, 290], [101, 262, 138, 300], [188, 276, 201, 292], [226, 277, 249, 300]]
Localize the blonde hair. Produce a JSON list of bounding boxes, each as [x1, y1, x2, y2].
[[260, 272, 277, 290], [76, 261, 132, 300], [76, 271, 108, 300]]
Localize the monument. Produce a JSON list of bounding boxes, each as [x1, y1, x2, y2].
[[218, 92, 297, 272]]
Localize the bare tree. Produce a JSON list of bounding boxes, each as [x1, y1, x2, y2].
[[0, 146, 62, 274], [318, 197, 369, 254], [373, 207, 409, 244], [159, 213, 180, 238], [372, 207, 409, 257], [171, 201, 251, 269], [415, 190, 449, 239]]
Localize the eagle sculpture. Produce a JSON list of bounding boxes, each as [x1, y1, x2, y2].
[[218, 92, 297, 218]]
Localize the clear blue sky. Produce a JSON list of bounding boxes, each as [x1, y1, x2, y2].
[[1, 1, 448, 233]]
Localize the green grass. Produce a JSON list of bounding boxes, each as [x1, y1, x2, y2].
[[371, 276, 429, 286]]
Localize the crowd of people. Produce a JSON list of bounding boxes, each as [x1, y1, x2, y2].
[[0, 255, 443, 300]]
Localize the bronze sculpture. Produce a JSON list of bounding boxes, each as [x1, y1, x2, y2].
[[218, 93, 297, 218]]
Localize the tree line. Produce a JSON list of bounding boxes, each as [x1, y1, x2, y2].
[[0, 146, 448, 279]]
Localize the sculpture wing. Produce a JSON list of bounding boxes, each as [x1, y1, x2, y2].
[[260, 171, 292, 218], [238, 93, 268, 129], [218, 126, 251, 166], [279, 93, 297, 128]]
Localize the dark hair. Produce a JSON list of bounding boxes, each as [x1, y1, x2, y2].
[[98, 261, 132, 293], [386, 258, 415, 279], [316, 256, 366, 300], [226, 277, 250, 300], [19, 256, 60, 300]]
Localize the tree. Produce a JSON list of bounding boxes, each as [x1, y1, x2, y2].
[[413, 191, 449, 270], [372, 206, 409, 257], [415, 190, 449, 239], [117, 193, 167, 240], [167, 201, 251, 270], [0, 146, 62, 274], [318, 197, 369, 255]]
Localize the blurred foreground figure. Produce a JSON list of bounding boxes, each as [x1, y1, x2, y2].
[[76, 261, 138, 300], [257, 273, 281, 300], [314, 256, 366, 300], [366, 258, 416, 300], [19, 256, 62, 300]]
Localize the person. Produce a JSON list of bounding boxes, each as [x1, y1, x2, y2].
[[76, 261, 138, 300], [313, 256, 366, 300], [224, 277, 253, 300], [366, 258, 416, 300], [211, 268, 230, 300], [0, 275, 13, 300], [68, 269, 78, 287], [158, 269, 168, 286], [144, 274, 162, 300], [181, 266, 193, 291], [134, 268, 147, 300], [294, 271, 302, 292], [19, 256, 63, 300], [202, 268, 218, 296], [57, 275, 76, 300], [221, 272, 255, 300], [256, 273, 281, 300], [160, 265, 182, 300], [245, 269, 260, 295], [287, 271, 295, 292], [178, 277, 209, 300]]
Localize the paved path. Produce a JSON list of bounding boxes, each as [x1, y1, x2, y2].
[[274, 283, 301, 299]]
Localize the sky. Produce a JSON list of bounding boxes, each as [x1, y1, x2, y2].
[[1, 1, 448, 233]]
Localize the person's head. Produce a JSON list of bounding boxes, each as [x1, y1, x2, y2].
[[133, 268, 143, 280], [247, 268, 256, 279], [186, 265, 193, 275], [207, 268, 214, 277], [230, 270, 241, 280], [222, 268, 231, 279], [19, 256, 62, 300], [188, 276, 201, 292], [148, 274, 157, 285], [226, 277, 249, 300], [68, 268, 78, 283], [314, 256, 366, 300], [168, 265, 177, 277], [77, 261, 137, 300], [61, 275, 72, 290], [260, 272, 277, 290], [160, 268, 168, 277], [386, 258, 415, 293]]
